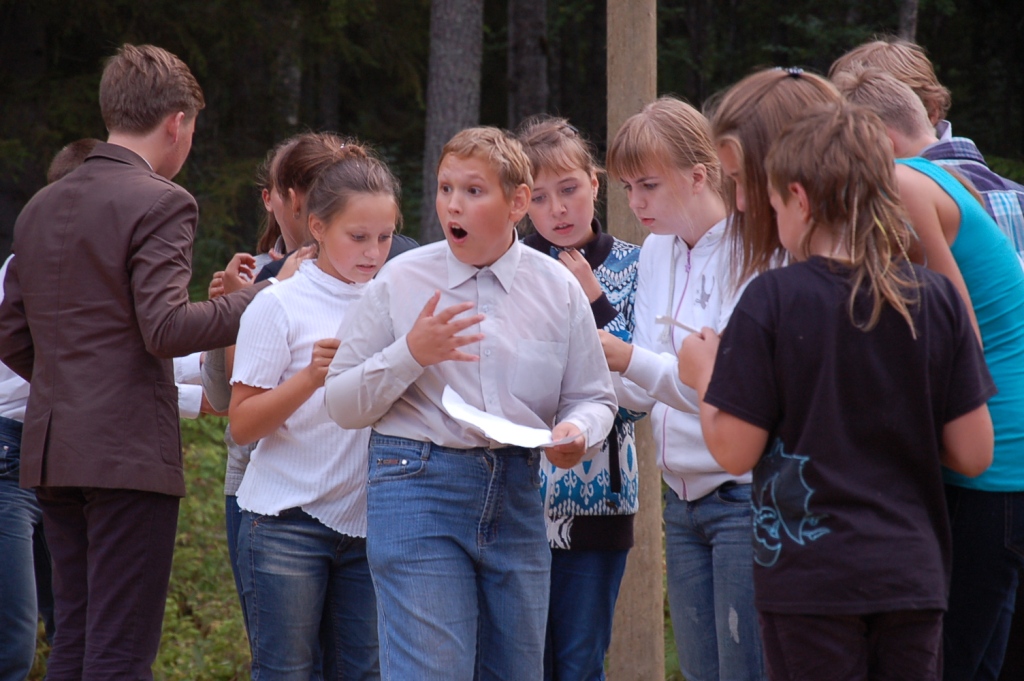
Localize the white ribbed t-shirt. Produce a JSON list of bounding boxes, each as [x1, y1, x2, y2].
[[232, 260, 369, 537]]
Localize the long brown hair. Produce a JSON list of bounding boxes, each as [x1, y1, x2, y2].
[[254, 136, 298, 254], [765, 102, 919, 336], [709, 68, 842, 284]]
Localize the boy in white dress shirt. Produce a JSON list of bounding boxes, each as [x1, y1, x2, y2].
[[324, 127, 617, 681]]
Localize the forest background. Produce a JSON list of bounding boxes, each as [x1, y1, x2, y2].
[[2, 0, 1024, 284], [3, 0, 1024, 678]]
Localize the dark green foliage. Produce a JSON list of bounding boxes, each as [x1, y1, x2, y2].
[[2, 0, 1022, 289], [154, 417, 251, 680]]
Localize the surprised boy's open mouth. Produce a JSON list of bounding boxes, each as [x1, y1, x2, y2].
[[450, 225, 468, 239]]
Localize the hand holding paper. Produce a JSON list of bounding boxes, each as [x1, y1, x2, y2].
[[544, 421, 586, 469], [441, 385, 577, 449]]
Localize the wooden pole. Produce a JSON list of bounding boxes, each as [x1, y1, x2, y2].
[[606, 1, 663, 680]]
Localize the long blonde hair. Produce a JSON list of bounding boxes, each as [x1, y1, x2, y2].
[[765, 102, 919, 336], [709, 68, 842, 284]]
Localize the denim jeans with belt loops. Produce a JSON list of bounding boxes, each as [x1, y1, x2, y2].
[[238, 506, 378, 681], [0, 415, 54, 681], [365, 432, 550, 681], [664, 483, 766, 681]]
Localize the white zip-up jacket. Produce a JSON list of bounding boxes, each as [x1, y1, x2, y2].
[[614, 219, 753, 500]]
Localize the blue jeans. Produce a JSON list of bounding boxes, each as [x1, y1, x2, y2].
[[944, 485, 1024, 681], [544, 548, 629, 681], [238, 507, 379, 681], [0, 415, 53, 681], [664, 483, 765, 681], [225, 494, 247, 629], [365, 433, 549, 681]]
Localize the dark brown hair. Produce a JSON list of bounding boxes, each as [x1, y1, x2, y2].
[[254, 137, 299, 254], [47, 138, 101, 184], [99, 44, 205, 134]]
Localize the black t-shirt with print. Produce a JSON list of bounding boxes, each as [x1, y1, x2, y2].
[[705, 257, 995, 615]]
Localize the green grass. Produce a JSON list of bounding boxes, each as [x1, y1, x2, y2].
[[30, 416, 251, 681], [32, 416, 685, 680], [155, 417, 251, 680]]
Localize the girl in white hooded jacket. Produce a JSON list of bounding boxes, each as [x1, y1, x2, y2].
[[602, 97, 765, 681]]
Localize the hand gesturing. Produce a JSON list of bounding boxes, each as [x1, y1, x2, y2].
[[406, 291, 485, 367]]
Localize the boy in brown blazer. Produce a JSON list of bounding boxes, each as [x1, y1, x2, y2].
[[0, 44, 267, 679]]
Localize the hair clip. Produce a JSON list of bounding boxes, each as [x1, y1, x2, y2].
[[562, 123, 579, 136], [775, 66, 804, 78]]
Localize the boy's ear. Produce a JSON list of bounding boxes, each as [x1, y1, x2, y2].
[[509, 184, 531, 223], [789, 182, 812, 222], [165, 111, 186, 143]]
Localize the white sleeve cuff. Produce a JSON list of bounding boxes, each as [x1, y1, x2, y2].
[[177, 383, 203, 419], [174, 352, 204, 385]]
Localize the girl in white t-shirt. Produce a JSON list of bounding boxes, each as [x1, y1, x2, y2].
[[228, 141, 401, 680]]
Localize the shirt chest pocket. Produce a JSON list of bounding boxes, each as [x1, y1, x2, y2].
[[512, 339, 568, 409]]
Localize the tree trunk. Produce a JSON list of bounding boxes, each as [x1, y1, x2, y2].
[[273, 7, 303, 130], [507, 0, 549, 129], [420, 0, 484, 243], [898, 0, 919, 41], [606, 0, 664, 678]]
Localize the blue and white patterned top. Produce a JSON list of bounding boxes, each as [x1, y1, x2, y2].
[[524, 219, 643, 550]]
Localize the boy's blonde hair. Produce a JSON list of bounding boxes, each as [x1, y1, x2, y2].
[[709, 68, 842, 284], [606, 96, 721, 196], [828, 38, 951, 124], [440, 127, 533, 199], [99, 44, 205, 134], [832, 67, 932, 139], [765, 101, 919, 336], [516, 116, 602, 180]]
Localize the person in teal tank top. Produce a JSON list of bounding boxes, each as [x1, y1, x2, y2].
[[899, 156, 1024, 490], [835, 66, 1024, 681]]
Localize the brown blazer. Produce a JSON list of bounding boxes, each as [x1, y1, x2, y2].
[[0, 143, 264, 497]]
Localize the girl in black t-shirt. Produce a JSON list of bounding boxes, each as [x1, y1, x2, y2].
[[680, 102, 995, 680]]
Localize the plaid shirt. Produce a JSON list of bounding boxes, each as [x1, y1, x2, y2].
[[921, 136, 1024, 255]]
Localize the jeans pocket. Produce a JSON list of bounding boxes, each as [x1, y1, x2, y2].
[[368, 442, 428, 483], [0, 443, 18, 478], [715, 481, 752, 506]]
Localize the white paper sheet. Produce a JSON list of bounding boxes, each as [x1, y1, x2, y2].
[[441, 385, 574, 449]]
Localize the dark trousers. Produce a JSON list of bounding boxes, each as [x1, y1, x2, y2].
[[36, 487, 179, 681], [944, 486, 1024, 681], [759, 610, 943, 681]]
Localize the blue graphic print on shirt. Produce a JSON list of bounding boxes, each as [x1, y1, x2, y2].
[[752, 438, 831, 567]]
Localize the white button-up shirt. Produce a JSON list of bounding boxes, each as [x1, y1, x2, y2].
[[324, 239, 617, 451]]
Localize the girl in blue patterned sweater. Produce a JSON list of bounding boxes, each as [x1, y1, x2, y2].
[[517, 116, 641, 681]]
